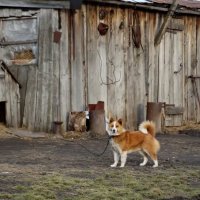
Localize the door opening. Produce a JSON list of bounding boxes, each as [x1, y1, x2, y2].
[[0, 101, 6, 124]]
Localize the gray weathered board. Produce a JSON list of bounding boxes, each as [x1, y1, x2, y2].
[[0, 62, 20, 127]]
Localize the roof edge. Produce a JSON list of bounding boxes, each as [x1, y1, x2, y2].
[[0, 0, 70, 9], [83, 0, 200, 16]]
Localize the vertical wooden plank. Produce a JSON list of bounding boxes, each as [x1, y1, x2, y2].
[[10, 75, 18, 127], [172, 31, 184, 126], [82, 5, 88, 111], [168, 31, 175, 125], [183, 16, 188, 123], [123, 8, 129, 128], [134, 11, 147, 127], [34, 9, 53, 131], [148, 12, 160, 103], [196, 17, 200, 122], [155, 13, 163, 103], [52, 10, 60, 128], [159, 32, 169, 104], [125, 8, 134, 129], [125, 10, 147, 128], [107, 6, 116, 118], [190, 17, 198, 123], [96, 5, 108, 112], [115, 7, 125, 121], [184, 16, 197, 122], [23, 66, 38, 130], [107, 7, 125, 121], [71, 9, 85, 111], [0, 68, 6, 101], [59, 9, 71, 131], [87, 5, 108, 106], [87, 5, 98, 104], [8, 75, 14, 126], [143, 11, 150, 121], [4, 71, 11, 127], [16, 83, 20, 127], [10, 77, 15, 127], [16, 66, 28, 126]]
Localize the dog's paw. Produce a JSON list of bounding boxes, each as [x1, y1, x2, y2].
[[110, 164, 117, 167], [153, 160, 158, 168], [140, 163, 146, 166], [153, 164, 158, 168]]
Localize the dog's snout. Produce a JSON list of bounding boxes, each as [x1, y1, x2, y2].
[[112, 129, 116, 134]]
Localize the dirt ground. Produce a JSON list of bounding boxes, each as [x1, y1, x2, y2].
[[0, 126, 199, 200]]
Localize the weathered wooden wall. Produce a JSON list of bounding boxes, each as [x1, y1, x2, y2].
[[22, 9, 70, 132], [0, 63, 20, 127], [72, 5, 200, 129], [0, 5, 199, 132]]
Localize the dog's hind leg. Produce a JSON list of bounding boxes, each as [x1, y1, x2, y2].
[[152, 159, 158, 168], [120, 151, 127, 168], [139, 151, 148, 166], [143, 149, 158, 168], [110, 151, 119, 167], [149, 153, 158, 168]]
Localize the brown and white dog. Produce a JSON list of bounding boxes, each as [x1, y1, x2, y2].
[[107, 118, 160, 168]]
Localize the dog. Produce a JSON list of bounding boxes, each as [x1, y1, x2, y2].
[[107, 117, 160, 168]]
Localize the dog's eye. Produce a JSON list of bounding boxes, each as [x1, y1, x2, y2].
[[111, 125, 114, 128], [116, 125, 119, 128]]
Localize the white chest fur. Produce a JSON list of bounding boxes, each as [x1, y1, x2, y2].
[[110, 139, 122, 154]]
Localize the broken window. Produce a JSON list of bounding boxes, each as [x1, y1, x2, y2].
[[0, 17, 38, 66]]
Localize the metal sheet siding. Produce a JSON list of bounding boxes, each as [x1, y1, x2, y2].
[[122, 0, 151, 3], [120, 0, 200, 9], [152, 0, 200, 8]]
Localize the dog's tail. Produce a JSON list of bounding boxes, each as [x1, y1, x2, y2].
[[139, 121, 156, 137]]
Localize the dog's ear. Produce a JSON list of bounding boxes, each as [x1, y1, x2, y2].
[[109, 117, 114, 123], [118, 118, 123, 125]]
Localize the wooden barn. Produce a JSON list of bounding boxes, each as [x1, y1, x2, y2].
[[0, 0, 199, 132], [0, 61, 20, 127]]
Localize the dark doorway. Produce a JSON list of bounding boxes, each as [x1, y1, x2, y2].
[[0, 101, 6, 124]]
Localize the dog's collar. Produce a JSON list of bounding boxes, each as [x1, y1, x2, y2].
[[108, 134, 120, 139], [108, 135, 114, 139]]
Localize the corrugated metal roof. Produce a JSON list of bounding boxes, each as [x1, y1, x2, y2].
[[85, 0, 200, 15], [122, 0, 151, 3], [121, 0, 200, 9], [152, 0, 200, 9]]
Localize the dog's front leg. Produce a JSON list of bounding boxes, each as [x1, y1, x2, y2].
[[120, 152, 127, 168], [110, 151, 119, 167]]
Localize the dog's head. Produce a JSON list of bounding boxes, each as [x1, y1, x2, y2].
[[109, 118, 124, 135]]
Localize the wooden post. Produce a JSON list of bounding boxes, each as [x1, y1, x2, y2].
[[154, 0, 179, 46]]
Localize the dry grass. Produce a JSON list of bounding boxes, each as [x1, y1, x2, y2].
[[164, 121, 200, 134], [0, 123, 13, 138], [0, 167, 199, 200], [62, 131, 90, 140]]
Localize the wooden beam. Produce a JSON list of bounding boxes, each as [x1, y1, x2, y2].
[[0, 60, 21, 87], [188, 75, 200, 79], [154, 0, 179, 46], [0, 74, 5, 78], [165, 106, 184, 115], [0, 39, 37, 46]]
